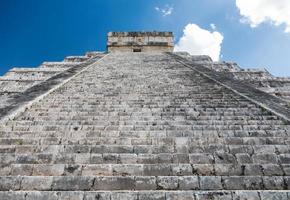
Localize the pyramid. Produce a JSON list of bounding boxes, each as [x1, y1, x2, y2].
[[1, 32, 290, 199]]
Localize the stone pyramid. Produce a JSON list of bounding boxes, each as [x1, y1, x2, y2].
[[1, 32, 290, 199]]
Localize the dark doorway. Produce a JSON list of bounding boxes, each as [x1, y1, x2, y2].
[[133, 48, 142, 52]]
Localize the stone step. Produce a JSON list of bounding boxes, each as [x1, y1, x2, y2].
[[3, 163, 290, 177], [0, 175, 290, 191], [1, 190, 289, 200], [0, 135, 289, 146], [0, 70, 60, 81], [85, 51, 105, 58], [14, 107, 275, 113], [64, 56, 89, 62], [15, 109, 272, 115], [2, 124, 289, 132], [8, 67, 66, 72], [0, 80, 40, 93], [6, 119, 286, 126], [40, 61, 83, 68], [12, 114, 281, 120], [2, 152, 290, 165], [0, 133, 289, 143], [0, 143, 289, 154]]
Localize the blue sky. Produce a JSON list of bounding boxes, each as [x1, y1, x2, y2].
[[0, 0, 290, 76]]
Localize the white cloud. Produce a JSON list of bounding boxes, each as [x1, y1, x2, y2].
[[174, 23, 224, 61], [155, 4, 173, 17], [236, 0, 290, 33], [210, 23, 217, 30]]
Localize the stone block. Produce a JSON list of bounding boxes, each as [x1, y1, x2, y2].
[[195, 191, 232, 200], [138, 192, 166, 200], [82, 164, 112, 176], [58, 191, 85, 200], [252, 154, 278, 164], [233, 191, 260, 200], [156, 176, 178, 190], [263, 176, 284, 190], [135, 176, 157, 190], [112, 164, 143, 176], [25, 191, 58, 200], [262, 164, 283, 176], [84, 192, 111, 200], [189, 154, 214, 164], [52, 177, 94, 191], [111, 192, 138, 200], [0, 177, 21, 191], [178, 176, 199, 190], [214, 152, 237, 164], [33, 164, 64, 176], [199, 176, 222, 190], [260, 192, 288, 200], [243, 177, 263, 190], [93, 177, 135, 190], [172, 164, 193, 176], [63, 164, 82, 176], [0, 191, 26, 200], [11, 164, 33, 176], [143, 165, 171, 176], [166, 192, 194, 200], [236, 153, 253, 163], [223, 177, 244, 190], [21, 176, 53, 191], [244, 164, 263, 175], [214, 164, 242, 176]]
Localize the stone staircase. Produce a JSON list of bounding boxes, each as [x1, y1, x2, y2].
[[176, 52, 290, 103], [0, 51, 105, 122], [1, 52, 290, 199]]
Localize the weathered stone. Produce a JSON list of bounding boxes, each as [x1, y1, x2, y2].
[[0, 177, 21, 191], [260, 192, 288, 200], [52, 177, 94, 191], [157, 177, 178, 190], [21, 177, 53, 191], [11, 164, 33, 176], [233, 191, 260, 200], [33, 164, 64, 176], [25, 191, 58, 200], [93, 177, 135, 190], [262, 164, 283, 176], [84, 192, 111, 200], [166, 192, 194, 200], [263, 176, 284, 190], [138, 192, 166, 200], [135, 177, 157, 190], [58, 191, 84, 200], [0, 191, 26, 200], [200, 176, 222, 190], [178, 176, 199, 190], [111, 192, 138, 200], [244, 164, 263, 175]]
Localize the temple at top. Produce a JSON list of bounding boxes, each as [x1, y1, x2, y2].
[[107, 31, 174, 53]]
